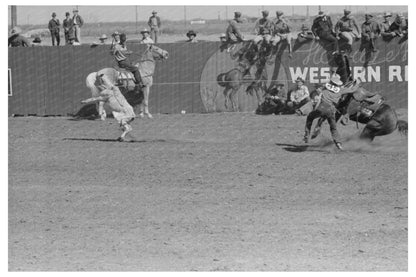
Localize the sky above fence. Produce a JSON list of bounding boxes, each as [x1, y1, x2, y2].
[[8, 4, 408, 26]]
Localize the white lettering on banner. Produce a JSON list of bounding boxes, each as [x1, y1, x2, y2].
[[353, 66, 366, 82], [288, 66, 406, 83], [289, 67, 308, 81], [320, 67, 331, 83], [309, 67, 319, 83], [389, 66, 402, 82], [405, 65, 408, 81], [367, 66, 381, 82]]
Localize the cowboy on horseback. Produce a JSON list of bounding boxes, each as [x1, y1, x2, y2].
[[304, 74, 345, 150], [112, 33, 144, 91]]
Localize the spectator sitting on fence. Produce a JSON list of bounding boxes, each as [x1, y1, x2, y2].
[[270, 10, 293, 59], [186, 30, 198, 43], [139, 29, 154, 44], [297, 24, 315, 43], [312, 10, 339, 54], [360, 13, 380, 53], [389, 13, 408, 38], [32, 36, 42, 46], [225, 11, 244, 52], [287, 77, 311, 116], [334, 9, 360, 55], [380, 12, 396, 40], [8, 26, 30, 47], [253, 10, 274, 52]]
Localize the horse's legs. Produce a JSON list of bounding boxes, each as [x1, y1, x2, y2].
[[97, 101, 106, 121], [230, 88, 239, 112], [359, 127, 376, 142], [140, 86, 153, 118], [223, 87, 231, 110]]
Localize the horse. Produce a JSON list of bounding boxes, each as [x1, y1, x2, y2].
[[216, 41, 268, 111], [86, 44, 168, 120], [309, 84, 408, 143]]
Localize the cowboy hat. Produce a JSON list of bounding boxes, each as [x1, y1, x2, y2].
[[11, 26, 21, 35], [343, 9, 351, 15], [152, 10, 157, 14], [330, 74, 343, 86], [73, 8, 78, 12], [318, 10, 325, 16], [295, 77, 305, 83], [32, 36, 41, 43], [365, 13, 373, 18], [65, 12, 70, 16], [52, 12, 57, 17], [276, 10, 284, 16], [234, 11, 242, 18], [219, 33, 226, 38], [262, 10, 269, 16], [141, 28, 150, 34], [186, 30, 196, 37], [383, 12, 392, 18], [99, 34, 108, 40]]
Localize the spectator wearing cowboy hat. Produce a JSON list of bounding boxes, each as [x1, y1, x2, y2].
[[253, 10, 274, 51], [148, 10, 161, 43], [312, 10, 339, 54], [186, 30, 198, 43], [360, 13, 380, 52], [139, 28, 154, 44], [225, 11, 244, 45], [270, 10, 293, 58], [335, 9, 360, 54], [72, 8, 84, 44], [48, 12, 61, 46], [98, 34, 108, 44], [297, 24, 315, 43], [287, 77, 311, 115], [8, 26, 30, 47], [32, 36, 42, 46], [389, 12, 408, 37], [380, 12, 395, 40], [63, 12, 73, 45]]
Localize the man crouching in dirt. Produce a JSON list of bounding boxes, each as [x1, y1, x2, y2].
[[81, 74, 135, 142]]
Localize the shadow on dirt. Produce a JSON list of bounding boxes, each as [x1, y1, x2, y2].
[[63, 138, 167, 143], [275, 143, 331, 153]]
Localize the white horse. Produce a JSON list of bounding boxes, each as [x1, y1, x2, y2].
[[86, 44, 169, 120]]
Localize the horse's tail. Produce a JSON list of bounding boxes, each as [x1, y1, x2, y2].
[[397, 120, 408, 136], [217, 73, 227, 87]]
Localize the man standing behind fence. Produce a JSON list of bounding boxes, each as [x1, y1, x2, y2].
[[72, 8, 84, 44], [48, 12, 60, 46], [148, 11, 161, 43], [63, 12, 73, 45]]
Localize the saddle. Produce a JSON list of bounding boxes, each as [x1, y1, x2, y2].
[[351, 86, 385, 119]]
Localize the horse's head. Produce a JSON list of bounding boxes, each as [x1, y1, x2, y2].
[[147, 44, 169, 60]]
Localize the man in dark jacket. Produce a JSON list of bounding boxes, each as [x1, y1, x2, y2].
[[312, 11, 339, 54], [63, 12, 73, 45], [48, 12, 60, 46], [8, 27, 30, 47], [360, 13, 380, 52]]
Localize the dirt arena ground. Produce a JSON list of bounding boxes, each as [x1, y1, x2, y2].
[[8, 110, 408, 271]]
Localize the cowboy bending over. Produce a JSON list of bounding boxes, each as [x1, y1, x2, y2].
[[304, 74, 345, 150], [112, 33, 144, 90]]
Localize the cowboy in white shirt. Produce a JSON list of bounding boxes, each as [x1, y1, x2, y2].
[[139, 29, 154, 44]]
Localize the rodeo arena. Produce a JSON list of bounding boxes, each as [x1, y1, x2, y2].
[[7, 3, 412, 273]]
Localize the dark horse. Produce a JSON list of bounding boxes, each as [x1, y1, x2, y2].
[[216, 41, 268, 111], [310, 84, 408, 142]]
